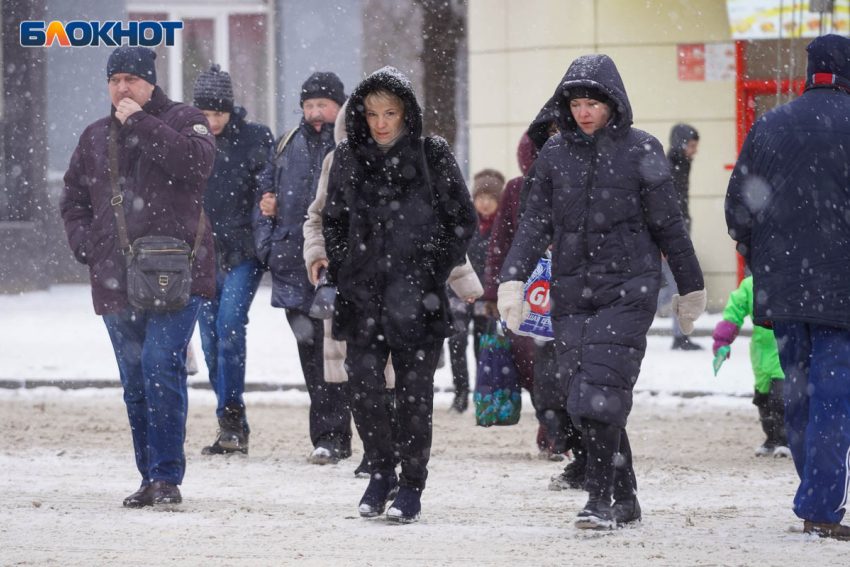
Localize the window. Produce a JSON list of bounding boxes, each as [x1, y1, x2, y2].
[[128, 1, 274, 128]]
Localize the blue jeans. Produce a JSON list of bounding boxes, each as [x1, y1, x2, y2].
[[773, 321, 850, 524], [103, 297, 201, 486], [198, 259, 264, 430]]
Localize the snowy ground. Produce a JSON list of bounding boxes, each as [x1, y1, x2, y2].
[[1, 389, 845, 567], [3, 285, 843, 566], [1, 284, 754, 396]]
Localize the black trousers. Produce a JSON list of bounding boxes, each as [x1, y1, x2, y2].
[[346, 337, 442, 491], [754, 378, 787, 446], [447, 301, 488, 393], [533, 339, 584, 457], [582, 417, 637, 502], [285, 309, 351, 449]]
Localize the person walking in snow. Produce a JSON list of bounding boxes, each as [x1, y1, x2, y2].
[[725, 34, 850, 541], [662, 124, 702, 351], [498, 54, 706, 529], [192, 65, 275, 456], [253, 72, 353, 465], [712, 275, 789, 458], [484, 128, 559, 460], [323, 67, 476, 523], [303, 100, 483, 476], [60, 46, 216, 508], [446, 168, 504, 413]]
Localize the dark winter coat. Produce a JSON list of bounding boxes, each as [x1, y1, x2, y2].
[[254, 118, 336, 311], [323, 67, 477, 349], [483, 133, 539, 301], [667, 123, 698, 228], [466, 217, 493, 286], [501, 54, 704, 427], [60, 86, 216, 315], [205, 106, 274, 272], [518, 94, 559, 217], [725, 69, 850, 330]]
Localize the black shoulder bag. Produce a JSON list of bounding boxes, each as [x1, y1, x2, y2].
[[109, 124, 205, 311]]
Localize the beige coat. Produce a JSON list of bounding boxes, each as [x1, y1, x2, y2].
[[303, 102, 483, 384]]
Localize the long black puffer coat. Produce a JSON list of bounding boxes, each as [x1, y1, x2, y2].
[[323, 67, 476, 349], [501, 54, 704, 427]]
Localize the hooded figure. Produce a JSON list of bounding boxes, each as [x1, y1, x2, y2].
[[498, 54, 705, 529], [323, 66, 476, 523], [667, 123, 699, 229], [725, 34, 850, 539]]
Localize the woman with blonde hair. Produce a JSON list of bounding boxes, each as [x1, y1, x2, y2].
[[323, 67, 476, 523]]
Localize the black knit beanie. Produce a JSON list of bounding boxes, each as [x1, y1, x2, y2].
[[107, 46, 157, 85], [566, 86, 609, 105], [300, 72, 346, 107], [193, 64, 235, 112]]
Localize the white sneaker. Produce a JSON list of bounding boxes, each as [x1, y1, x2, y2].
[[773, 445, 792, 458]]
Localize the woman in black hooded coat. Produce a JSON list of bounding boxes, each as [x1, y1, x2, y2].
[[323, 67, 476, 523], [499, 54, 707, 529]]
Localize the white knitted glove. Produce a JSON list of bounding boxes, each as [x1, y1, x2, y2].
[[497, 281, 529, 332], [672, 289, 707, 335]]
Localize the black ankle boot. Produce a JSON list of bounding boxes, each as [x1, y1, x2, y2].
[[672, 336, 703, 351], [450, 389, 469, 413], [575, 496, 615, 529], [203, 404, 248, 454], [359, 471, 399, 517], [386, 487, 421, 524], [613, 496, 641, 526]]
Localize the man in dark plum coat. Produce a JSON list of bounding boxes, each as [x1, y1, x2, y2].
[[60, 46, 216, 508]]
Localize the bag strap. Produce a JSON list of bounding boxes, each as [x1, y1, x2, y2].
[[108, 123, 205, 258], [274, 126, 300, 160], [108, 124, 132, 255], [419, 136, 435, 205]]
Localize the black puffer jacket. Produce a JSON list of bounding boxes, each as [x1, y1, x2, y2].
[[501, 54, 704, 427], [205, 106, 274, 272], [323, 67, 477, 348], [667, 123, 699, 228]]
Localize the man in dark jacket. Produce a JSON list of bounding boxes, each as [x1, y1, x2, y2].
[[193, 65, 274, 456], [60, 46, 216, 508], [662, 124, 701, 350], [725, 34, 850, 540], [253, 72, 352, 464]]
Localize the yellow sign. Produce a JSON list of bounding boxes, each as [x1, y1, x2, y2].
[[727, 0, 850, 38]]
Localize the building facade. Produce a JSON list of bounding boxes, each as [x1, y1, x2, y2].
[[468, 0, 738, 307]]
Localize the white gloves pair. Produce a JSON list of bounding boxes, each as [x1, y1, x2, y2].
[[672, 289, 707, 335], [498, 281, 707, 336], [497, 281, 528, 332]]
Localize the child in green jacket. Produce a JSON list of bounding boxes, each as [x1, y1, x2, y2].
[[712, 276, 790, 458]]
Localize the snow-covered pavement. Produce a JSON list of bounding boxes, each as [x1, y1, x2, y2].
[[1, 284, 755, 396], [1, 285, 843, 566], [0, 388, 841, 566]]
